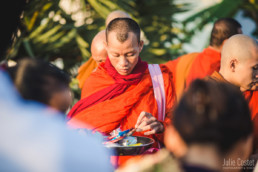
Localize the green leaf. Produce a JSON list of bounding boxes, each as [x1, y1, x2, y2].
[[33, 25, 62, 43], [23, 39, 35, 57]]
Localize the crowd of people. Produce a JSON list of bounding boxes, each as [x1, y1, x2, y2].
[[0, 0, 257, 172]]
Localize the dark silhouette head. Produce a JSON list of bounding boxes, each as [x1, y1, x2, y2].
[[0, 0, 27, 59], [210, 18, 242, 48], [173, 79, 252, 154], [6, 58, 72, 113]]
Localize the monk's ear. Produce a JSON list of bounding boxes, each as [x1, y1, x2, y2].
[[104, 40, 108, 50], [139, 40, 144, 52], [229, 59, 238, 72]]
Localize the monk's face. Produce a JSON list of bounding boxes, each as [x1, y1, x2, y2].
[[106, 31, 143, 75], [235, 47, 258, 91], [92, 48, 107, 65]]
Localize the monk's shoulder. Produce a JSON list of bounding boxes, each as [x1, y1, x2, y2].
[[159, 64, 173, 82], [81, 65, 114, 97], [163, 58, 180, 73]]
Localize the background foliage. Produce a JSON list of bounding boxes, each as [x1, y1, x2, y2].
[[4, 0, 257, 101], [180, 0, 258, 44], [7, 0, 189, 73]]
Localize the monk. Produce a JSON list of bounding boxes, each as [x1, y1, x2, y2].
[[76, 31, 106, 89], [67, 18, 176, 166], [165, 18, 242, 100], [76, 10, 131, 89], [205, 34, 258, 152]]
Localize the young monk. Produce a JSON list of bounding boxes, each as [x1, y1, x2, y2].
[[165, 18, 242, 100], [76, 10, 131, 89], [67, 18, 176, 166], [206, 34, 258, 153]]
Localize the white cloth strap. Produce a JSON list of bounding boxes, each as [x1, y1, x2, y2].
[[148, 64, 166, 121]]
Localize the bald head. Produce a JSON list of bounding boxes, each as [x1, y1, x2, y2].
[[91, 30, 107, 64], [105, 10, 131, 26], [221, 34, 257, 68], [220, 34, 258, 91]]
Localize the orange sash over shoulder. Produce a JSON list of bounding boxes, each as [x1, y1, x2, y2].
[[243, 91, 258, 150], [186, 47, 221, 88], [76, 57, 97, 89], [165, 53, 199, 101], [68, 63, 176, 144]]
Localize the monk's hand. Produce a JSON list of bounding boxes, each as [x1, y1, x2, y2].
[[135, 111, 164, 135]]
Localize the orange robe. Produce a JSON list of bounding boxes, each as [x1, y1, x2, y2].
[[76, 57, 97, 89], [206, 71, 258, 150], [164, 53, 199, 101], [186, 47, 221, 88], [243, 91, 258, 151], [68, 63, 176, 166]]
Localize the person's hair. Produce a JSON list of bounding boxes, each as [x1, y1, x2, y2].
[[173, 79, 252, 154], [106, 18, 141, 44], [0, 0, 27, 59], [210, 18, 242, 47], [6, 58, 71, 106]]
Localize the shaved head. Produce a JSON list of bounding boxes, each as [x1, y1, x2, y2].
[[91, 30, 107, 64], [105, 10, 131, 26], [106, 18, 141, 44], [89, 10, 131, 64], [221, 34, 257, 69], [220, 34, 258, 91]]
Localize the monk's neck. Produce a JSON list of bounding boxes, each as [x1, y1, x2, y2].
[[208, 45, 222, 52], [219, 69, 241, 91]]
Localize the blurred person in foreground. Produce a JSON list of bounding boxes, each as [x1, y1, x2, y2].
[[6, 58, 72, 114], [67, 18, 176, 166], [164, 18, 242, 100], [0, 72, 113, 172], [77, 10, 131, 89], [0, 1, 113, 171], [117, 79, 253, 172], [205, 34, 258, 162]]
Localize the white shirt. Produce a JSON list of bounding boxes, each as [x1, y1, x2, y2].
[[0, 71, 113, 172]]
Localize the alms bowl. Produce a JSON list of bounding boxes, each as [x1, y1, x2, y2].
[[105, 136, 155, 156]]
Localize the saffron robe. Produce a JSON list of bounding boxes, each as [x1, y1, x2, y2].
[[186, 47, 221, 88], [68, 62, 176, 166], [206, 71, 258, 150], [76, 57, 97, 89], [68, 63, 176, 142], [164, 53, 199, 101]]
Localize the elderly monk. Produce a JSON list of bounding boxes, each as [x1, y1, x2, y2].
[[165, 18, 242, 100], [67, 18, 176, 165], [76, 10, 131, 89], [206, 34, 258, 152]]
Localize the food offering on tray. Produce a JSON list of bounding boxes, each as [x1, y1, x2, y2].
[[103, 128, 140, 147]]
